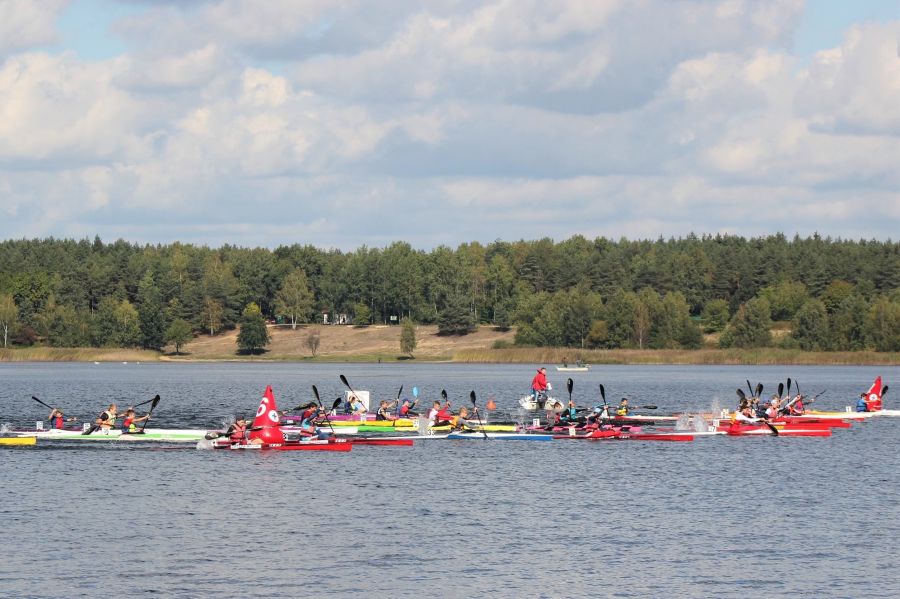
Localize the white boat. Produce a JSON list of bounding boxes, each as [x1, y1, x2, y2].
[[556, 364, 590, 372], [12, 427, 209, 442]]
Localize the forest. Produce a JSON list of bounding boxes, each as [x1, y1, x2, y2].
[[0, 233, 899, 353]]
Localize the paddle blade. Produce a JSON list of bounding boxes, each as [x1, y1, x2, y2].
[[567, 378, 574, 398], [747, 380, 754, 396], [331, 397, 342, 410], [412, 386, 419, 398], [882, 385, 889, 398], [599, 384, 606, 402], [736, 389, 746, 401], [787, 378, 792, 396], [340, 374, 351, 389], [641, 405, 658, 410], [312, 385, 321, 403], [778, 382, 784, 397], [396, 385, 403, 400], [469, 390, 477, 406], [441, 389, 448, 401]]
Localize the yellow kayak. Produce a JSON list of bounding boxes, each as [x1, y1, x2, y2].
[[327, 418, 416, 427], [431, 423, 517, 432], [0, 437, 36, 446]]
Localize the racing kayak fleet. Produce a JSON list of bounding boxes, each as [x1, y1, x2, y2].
[[2, 375, 893, 451]]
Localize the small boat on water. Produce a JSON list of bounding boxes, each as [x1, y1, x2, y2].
[[556, 362, 590, 372]]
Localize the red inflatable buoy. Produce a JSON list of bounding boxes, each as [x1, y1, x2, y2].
[[249, 385, 284, 445]]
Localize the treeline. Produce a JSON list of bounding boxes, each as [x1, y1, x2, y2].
[[0, 234, 898, 352]]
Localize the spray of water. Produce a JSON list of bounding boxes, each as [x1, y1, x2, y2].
[[675, 414, 691, 431], [709, 397, 723, 418], [0, 423, 10, 434], [693, 415, 710, 433], [195, 439, 214, 450]]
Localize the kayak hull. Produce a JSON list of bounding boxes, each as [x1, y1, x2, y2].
[[446, 432, 553, 441], [12, 428, 208, 442]]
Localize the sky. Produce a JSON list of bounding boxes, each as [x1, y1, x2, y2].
[[0, 0, 898, 250]]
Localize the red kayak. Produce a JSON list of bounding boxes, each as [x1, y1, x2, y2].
[[722, 423, 831, 437], [213, 441, 352, 451], [772, 416, 852, 428], [553, 430, 695, 442], [344, 438, 414, 446]]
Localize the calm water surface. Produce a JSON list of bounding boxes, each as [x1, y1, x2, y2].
[[1, 363, 898, 598]]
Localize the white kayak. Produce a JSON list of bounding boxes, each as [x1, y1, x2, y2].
[[11, 427, 209, 442]]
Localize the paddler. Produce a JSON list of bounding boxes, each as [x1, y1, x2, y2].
[[765, 398, 780, 420], [348, 394, 367, 415], [398, 398, 418, 417], [560, 399, 579, 424], [299, 407, 320, 436], [83, 403, 118, 434], [120, 408, 151, 434], [733, 405, 758, 423], [226, 416, 249, 444], [435, 400, 453, 426], [615, 398, 630, 417], [856, 392, 869, 413], [449, 406, 470, 430], [47, 408, 76, 429], [786, 394, 805, 415], [376, 400, 397, 421]]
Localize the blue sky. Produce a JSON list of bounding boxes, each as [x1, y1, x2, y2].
[[1, 0, 898, 249]]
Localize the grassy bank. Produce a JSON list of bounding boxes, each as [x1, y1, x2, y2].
[[454, 347, 900, 366], [0, 348, 163, 362], [3, 344, 900, 366]]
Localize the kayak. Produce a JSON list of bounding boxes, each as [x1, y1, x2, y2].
[[721, 423, 831, 437], [528, 424, 643, 434], [12, 427, 208, 442], [211, 441, 352, 451], [0, 437, 36, 446], [446, 432, 553, 441], [431, 423, 517, 432], [554, 430, 695, 442]]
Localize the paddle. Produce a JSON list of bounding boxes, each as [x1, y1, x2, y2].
[[777, 382, 784, 399], [340, 374, 365, 413], [136, 395, 160, 433], [205, 425, 266, 440], [746, 380, 754, 398], [470, 390, 488, 439], [567, 377, 574, 403], [882, 385, 889, 399], [756, 382, 763, 399], [786, 378, 792, 400], [312, 385, 335, 436]]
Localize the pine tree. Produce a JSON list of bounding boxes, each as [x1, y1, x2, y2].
[[400, 317, 417, 356], [138, 272, 166, 350], [237, 302, 270, 354]]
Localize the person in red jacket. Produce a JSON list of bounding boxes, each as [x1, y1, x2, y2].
[[531, 367, 549, 402]]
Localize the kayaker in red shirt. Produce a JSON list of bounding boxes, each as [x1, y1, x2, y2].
[[47, 408, 76, 429]]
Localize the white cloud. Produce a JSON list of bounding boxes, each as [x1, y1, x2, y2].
[[0, 0, 897, 248], [0, 0, 67, 58]]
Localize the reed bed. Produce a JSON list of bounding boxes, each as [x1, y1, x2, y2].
[[454, 347, 900, 366]]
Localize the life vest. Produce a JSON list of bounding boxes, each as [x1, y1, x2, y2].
[[53, 415, 64, 429], [98, 410, 116, 428], [856, 398, 869, 412], [122, 416, 135, 432], [229, 422, 247, 442], [616, 406, 628, 417]]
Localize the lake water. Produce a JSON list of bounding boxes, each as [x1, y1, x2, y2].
[[1, 362, 898, 598]]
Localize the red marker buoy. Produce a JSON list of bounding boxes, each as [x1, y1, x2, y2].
[[249, 385, 284, 445]]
